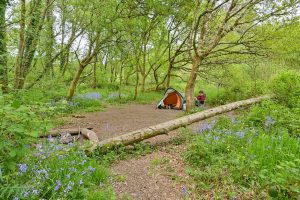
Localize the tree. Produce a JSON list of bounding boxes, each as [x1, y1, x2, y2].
[[183, 0, 299, 112], [0, 0, 8, 93], [14, 0, 51, 89]]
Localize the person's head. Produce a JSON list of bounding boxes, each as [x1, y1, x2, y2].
[[199, 90, 204, 94]]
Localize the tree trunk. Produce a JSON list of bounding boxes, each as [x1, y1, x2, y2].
[[118, 64, 123, 98], [141, 74, 146, 93], [14, 0, 26, 90], [0, 0, 8, 93], [67, 65, 85, 100], [165, 62, 172, 88], [133, 65, 139, 100], [15, 0, 44, 89], [44, 0, 54, 77], [96, 95, 271, 150], [92, 58, 97, 88], [185, 56, 201, 112]]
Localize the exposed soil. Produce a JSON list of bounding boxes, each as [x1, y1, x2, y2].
[[60, 104, 184, 141], [57, 104, 228, 199]]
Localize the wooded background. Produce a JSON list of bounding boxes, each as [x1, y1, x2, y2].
[[0, 0, 299, 111]]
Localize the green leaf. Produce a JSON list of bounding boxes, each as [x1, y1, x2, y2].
[[11, 100, 21, 109], [9, 150, 16, 158]]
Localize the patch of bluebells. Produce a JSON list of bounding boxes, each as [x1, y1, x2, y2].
[[7, 138, 111, 199], [107, 92, 127, 100], [264, 115, 276, 128], [75, 92, 102, 100]]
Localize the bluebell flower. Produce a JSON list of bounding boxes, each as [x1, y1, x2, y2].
[[32, 189, 39, 195], [54, 180, 61, 191], [23, 191, 29, 197], [69, 181, 75, 186], [71, 160, 75, 165], [213, 135, 220, 141], [66, 174, 71, 179], [88, 166, 95, 172], [64, 185, 72, 193], [265, 116, 275, 127], [68, 143, 74, 147], [235, 131, 246, 138], [79, 179, 83, 185], [181, 186, 188, 196], [99, 181, 103, 188], [13, 197, 19, 200], [19, 163, 27, 173], [80, 160, 87, 165], [200, 122, 213, 132]]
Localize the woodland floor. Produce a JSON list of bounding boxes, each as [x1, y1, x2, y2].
[[59, 104, 217, 200]]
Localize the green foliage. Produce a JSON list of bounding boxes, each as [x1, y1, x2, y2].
[[0, 140, 115, 200], [0, 95, 52, 174], [270, 71, 300, 107], [185, 102, 300, 199]]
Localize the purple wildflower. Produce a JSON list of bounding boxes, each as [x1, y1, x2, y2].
[[88, 166, 95, 172], [68, 143, 74, 147], [80, 160, 87, 165], [66, 174, 71, 179], [19, 163, 27, 173], [23, 191, 29, 197], [54, 180, 61, 191], [13, 197, 19, 200], [181, 186, 188, 196], [200, 122, 213, 132], [265, 116, 275, 127], [32, 189, 39, 195], [213, 135, 220, 141], [236, 131, 246, 138]]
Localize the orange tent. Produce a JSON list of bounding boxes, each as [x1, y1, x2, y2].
[[157, 87, 185, 110]]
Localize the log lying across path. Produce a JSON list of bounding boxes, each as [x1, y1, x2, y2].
[[95, 95, 271, 151]]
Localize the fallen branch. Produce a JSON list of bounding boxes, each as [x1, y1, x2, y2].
[[96, 95, 272, 151]]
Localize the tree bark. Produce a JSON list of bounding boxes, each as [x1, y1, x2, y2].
[[0, 0, 8, 93], [133, 64, 139, 100], [15, 0, 45, 89], [14, 0, 26, 90], [96, 95, 272, 150], [67, 64, 85, 100], [185, 56, 201, 112], [92, 58, 97, 88]]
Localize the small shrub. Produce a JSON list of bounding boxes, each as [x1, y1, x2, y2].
[[270, 71, 300, 108]]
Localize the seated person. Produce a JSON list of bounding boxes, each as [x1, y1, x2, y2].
[[195, 90, 206, 106]]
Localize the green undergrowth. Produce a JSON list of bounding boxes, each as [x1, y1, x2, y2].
[[0, 140, 115, 200], [185, 102, 300, 199], [184, 72, 300, 199]]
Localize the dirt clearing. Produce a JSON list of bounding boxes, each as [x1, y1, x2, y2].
[[60, 104, 184, 141]]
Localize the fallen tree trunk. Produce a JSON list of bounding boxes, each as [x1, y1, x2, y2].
[[96, 95, 272, 150]]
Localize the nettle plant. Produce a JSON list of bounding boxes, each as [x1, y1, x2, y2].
[[1, 138, 114, 200]]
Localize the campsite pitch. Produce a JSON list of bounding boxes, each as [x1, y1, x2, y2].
[[60, 104, 184, 141]]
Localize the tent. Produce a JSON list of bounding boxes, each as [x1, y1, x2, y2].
[[157, 87, 185, 110]]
